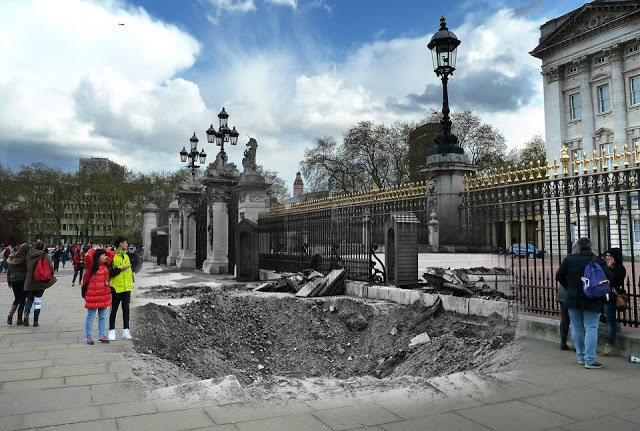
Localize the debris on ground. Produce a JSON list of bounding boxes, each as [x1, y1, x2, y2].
[[422, 267, 510, 300], [256, 268, 347, 297], [132, 284, 516, 388]]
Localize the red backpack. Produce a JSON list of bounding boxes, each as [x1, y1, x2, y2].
[[33, 252, 52, 282]]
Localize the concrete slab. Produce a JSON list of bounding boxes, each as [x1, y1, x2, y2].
[[115, 408, 216, 430], [310, 403, 401, 430], [21, 406, 101, 429], [380, 412, 491, 431], [236, 413, 331, 431], [0, 386, 91, 416], [457, 400, 574, 431]]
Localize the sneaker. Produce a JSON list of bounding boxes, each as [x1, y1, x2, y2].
[[122, 329, 132, 340], [99, 335, 110, 343], [585, 361, 603, 369], [108, 329, 116, 341], [86, 336, 94, 345], [72, 283, 75, 287], [577, 360, 585, 365]]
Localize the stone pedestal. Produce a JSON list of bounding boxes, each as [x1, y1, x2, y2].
[[167, 200, 179, 265], [235, 172, 268, 223], [142, 203, 159, 261], [421, 152, 475, 250], [428, 211, 440, 251]]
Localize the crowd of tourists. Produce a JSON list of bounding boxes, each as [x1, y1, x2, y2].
[[555, 237, 628, 369], [2, 236, 141, 344]]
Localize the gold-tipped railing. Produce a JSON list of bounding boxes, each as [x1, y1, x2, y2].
[[463, 143, 640, 191], [261, 181, 429, 217]]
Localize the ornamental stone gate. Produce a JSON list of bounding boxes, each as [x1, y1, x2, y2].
[[169, 138, 268, 274]]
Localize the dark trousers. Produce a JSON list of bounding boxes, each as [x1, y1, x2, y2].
[[11, 280, 26, 311], [560, 303, 570, 345], [53, 259, 60, 272], [109, 290, 130, 330], [72, 267, 84, 284]]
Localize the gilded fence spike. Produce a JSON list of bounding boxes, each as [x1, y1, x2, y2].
[[560, 145, 570, 175], [635, 142, 640, 166], [544, 159, 551, 178], [622, 143, 630, 167], [592, 149, 601, 172], [612, 146, 620, 169]]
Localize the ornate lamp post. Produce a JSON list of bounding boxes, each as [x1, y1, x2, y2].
[[206, 107, 239, 157], [179, 132, 207, 179], [427, 16, 463, 155]]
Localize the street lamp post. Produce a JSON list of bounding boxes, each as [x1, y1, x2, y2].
[[206, 107, 239, 158], [179, 132, 207, 179], [427, 16, 463, 155]]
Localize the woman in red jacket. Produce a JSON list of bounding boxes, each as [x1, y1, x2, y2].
[[82, 249, 111, 344]]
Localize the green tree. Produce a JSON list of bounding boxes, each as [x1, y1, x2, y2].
[[256, 165, 290, 206], [519, 134, 547, 166]]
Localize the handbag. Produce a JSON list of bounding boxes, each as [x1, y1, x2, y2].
[[616, 292, 629, 311], [556, 285, 567, 303]]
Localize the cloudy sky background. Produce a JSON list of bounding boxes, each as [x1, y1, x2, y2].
[[0, 0, 585, 192]]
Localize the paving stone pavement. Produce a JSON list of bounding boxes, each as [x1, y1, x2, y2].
[[2, 264, 640, 430]]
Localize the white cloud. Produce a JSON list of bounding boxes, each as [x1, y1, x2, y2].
[[0, 0, 551, 191], [0, 0, 203, 171]]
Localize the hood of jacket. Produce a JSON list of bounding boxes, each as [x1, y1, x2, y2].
[[606, 248, 623, 266], [7, 243, 30, 265]]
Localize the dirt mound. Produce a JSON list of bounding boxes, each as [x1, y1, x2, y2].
[[133, 287, 516, 386]]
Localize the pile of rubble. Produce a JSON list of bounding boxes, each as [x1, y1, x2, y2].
[[422, 267, 509, 300], [255, 268, 348, 297]]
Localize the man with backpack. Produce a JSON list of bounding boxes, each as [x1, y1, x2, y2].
[[556, 237, 613, 369]]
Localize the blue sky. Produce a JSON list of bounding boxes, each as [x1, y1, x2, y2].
[[0, 0, 587, 192]]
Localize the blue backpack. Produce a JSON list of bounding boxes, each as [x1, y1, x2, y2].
[[581, 262, 610, 298]]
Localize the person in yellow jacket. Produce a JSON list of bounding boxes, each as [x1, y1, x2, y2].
[[108, 236, 133, 340]]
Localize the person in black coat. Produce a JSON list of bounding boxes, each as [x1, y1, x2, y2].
[[602, 248, 626, 356], [556, 237, 613, 369]]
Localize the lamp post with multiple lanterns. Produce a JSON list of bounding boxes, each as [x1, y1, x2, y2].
[[206, 107, 240, 157], [427, 16, 463, 155], [179, 133, 207, 179]]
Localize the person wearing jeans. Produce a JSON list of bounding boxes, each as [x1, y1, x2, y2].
[[602, 248, 626, 356], [567, 308, 601, 365], [556, 237, 613, 369], [82, 249, 112, 344]]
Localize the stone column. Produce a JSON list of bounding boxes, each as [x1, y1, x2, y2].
[[543, 66, 565, 158], [176, 208, 196, 269], [142, 203, 159, 261], [578, 56, 595, 153], [167, 200, 179, 265], [202, 199, 229, 274], [537, 219, 543, 248], [505, 222, 512, 250], [421, 153, 475, 251], [609, 47, 628, 148], [520, 220, 527, 244]]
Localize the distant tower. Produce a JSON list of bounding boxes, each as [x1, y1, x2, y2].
[[293, 172, 304, 197]]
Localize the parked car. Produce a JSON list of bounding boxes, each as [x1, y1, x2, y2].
[[509, 243, 544, 258], [47, 247, 56, 255]]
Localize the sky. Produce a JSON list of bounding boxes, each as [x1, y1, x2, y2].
[[0, 0, 587, 193]]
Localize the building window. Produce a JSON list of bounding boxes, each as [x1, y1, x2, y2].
[[627, 44, 640, 54], [598, 84, 611, 113], [634, 219, 640, 243], [595, 55, 609, 64], [567, 65, 579, 74], [631, 76, 640, 106], [600, 143, 614, 171], [573, 150, 584, 175], [570, 93, 582, 120]]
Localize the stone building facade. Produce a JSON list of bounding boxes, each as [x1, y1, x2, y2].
[[531, 0, 640, 165]]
